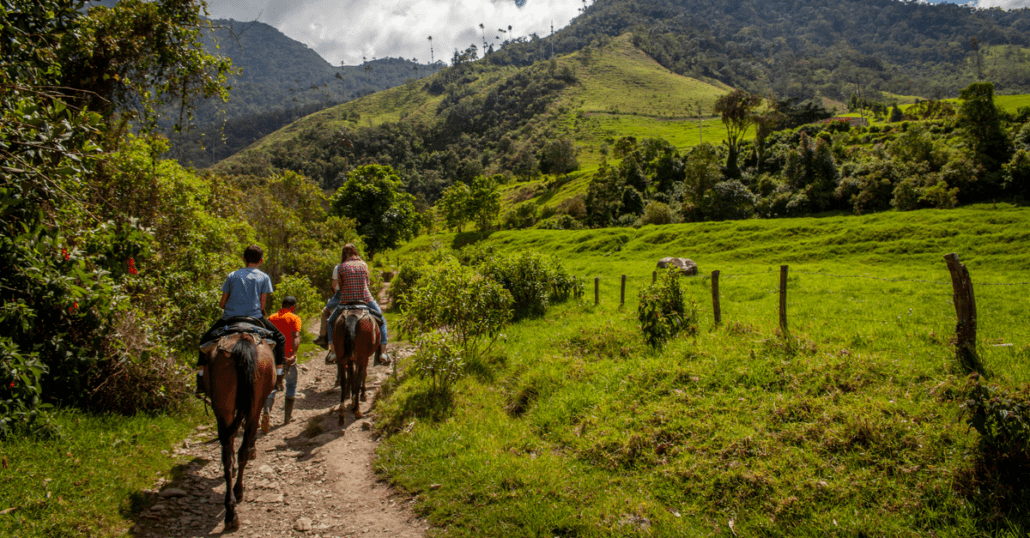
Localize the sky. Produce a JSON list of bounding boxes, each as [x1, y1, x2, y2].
[[203, 0, 582, 67], [202, 0, 1030, 68]]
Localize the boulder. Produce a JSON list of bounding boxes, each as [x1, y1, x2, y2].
[[656, 257, 698, 276]]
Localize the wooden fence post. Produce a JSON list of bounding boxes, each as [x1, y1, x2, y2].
[[594, 277, 600, 306], [652, 271, 657, 284], [944, 253, 981, 374], [779, 265, 788, 334], [711, 270, 721, 325], [620, 275, 626, 306]]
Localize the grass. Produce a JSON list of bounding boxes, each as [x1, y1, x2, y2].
[[0, 406, 207, 537], [376, 205, 1030, 537]]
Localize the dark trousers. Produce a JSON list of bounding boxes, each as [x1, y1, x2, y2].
[[198, 317, 285, 366]]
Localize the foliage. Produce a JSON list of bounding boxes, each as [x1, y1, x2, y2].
[[481, 253, 581, 320], [331, 164, 418, 259], [410, 330, 466, 392], [269, 274, 322, 318], [959, 82, 1012, 172], [539, 137, 580, 175], [637, 268, 696, 349], [400, 260, 513, 361], [437, 182, 472, 232], [641, 201, 676, 226]]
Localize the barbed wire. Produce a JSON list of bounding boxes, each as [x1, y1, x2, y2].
[[577, 271, 1030, 287]]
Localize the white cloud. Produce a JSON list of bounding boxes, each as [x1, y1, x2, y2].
[[204, 0, 582, 66], [968, 0, 1030, 7]]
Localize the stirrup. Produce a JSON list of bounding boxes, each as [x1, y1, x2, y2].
[[325, 351, 336, 365]]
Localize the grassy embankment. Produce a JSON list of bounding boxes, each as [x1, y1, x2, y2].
[[0, 318, 324, 537], [376, 204, 1030, 537]]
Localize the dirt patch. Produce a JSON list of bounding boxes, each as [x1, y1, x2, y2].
[[131, 342, 426, 537]]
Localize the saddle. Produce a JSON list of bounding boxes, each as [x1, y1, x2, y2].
[[331, 304, 381, 360], [199, 316, 277, 355]]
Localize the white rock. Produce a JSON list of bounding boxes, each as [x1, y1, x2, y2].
[[258, 464, 275, 474], [254, 493, 284, 503], [294, 517, 313, 531]]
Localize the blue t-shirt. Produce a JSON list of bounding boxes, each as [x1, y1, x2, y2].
[[221, 267, 273, 319]]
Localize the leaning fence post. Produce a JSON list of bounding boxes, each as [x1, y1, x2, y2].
[[594, 277, 600, 306], [711, 270, 721, 325], [620, 275, 626, 306], [944, 253, 981, 374], [779, 265, 788, 335]]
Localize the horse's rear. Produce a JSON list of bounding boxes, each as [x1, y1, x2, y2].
[[205, 332, 275, 530], [332, 309, 381, 423]]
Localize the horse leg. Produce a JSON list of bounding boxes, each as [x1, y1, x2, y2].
[[344, 358, 352, 424], [351, 360, 365, 418], [234, 415, 258, 503], [219, 423, 240, 530]]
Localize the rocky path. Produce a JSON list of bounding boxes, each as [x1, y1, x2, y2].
[[132, 343, 426, 537]]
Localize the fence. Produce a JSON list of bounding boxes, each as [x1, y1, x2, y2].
[[579, 253, 1030, 372]]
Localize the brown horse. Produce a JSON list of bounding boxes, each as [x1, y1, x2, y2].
[[331, 308, 381, 423], [204, 332, 275, 531]]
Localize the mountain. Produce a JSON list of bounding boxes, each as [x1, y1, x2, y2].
[[164, 18, 442, 168]]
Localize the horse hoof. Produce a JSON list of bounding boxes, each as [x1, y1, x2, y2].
[[354, 409, 363, 419], [338, 415, 345, 427], [225, 515, 240, 531], [360, 393, 367, 402]]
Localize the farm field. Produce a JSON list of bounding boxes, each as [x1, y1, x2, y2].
[[376, 204, 1030, 537]]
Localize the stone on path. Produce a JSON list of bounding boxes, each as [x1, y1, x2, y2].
[[294, 517, 313, 531], [158, 488, 187, 498]]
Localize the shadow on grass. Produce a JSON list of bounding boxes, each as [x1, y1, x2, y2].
[[378, 386, 456, 433], [451, 231, 494, 250]]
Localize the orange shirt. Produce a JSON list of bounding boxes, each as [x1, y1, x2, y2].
[[269, 308, 302, 357]]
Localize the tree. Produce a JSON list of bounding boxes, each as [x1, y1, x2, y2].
[[681, 143, 724, 217], [437, 182, 473, 232], [467, 175, 503, 232], [539, 138, 579, 175], [331, 165, 417, 260], [958, 82, 1011, 174], [714, 90, 763, 178]]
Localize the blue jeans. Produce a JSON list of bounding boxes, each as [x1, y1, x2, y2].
[[265, 364, 298, 412], [327, 297, 387, 348]]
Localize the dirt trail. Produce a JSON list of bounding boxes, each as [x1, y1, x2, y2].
[[132, 339, 426, 537]]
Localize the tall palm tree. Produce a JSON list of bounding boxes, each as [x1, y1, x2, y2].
[[428, 36, 434, 65]]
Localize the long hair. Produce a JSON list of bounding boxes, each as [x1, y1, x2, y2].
[[230, 337, 258, 430], [340, 243, 360, 263]]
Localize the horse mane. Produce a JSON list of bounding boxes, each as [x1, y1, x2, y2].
[[230, 335, 258, 431]]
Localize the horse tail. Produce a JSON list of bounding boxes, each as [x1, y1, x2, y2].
[[230, 336, 257, 429]]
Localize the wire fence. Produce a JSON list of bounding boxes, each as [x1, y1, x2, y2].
[[572, 257, 1030, 358]]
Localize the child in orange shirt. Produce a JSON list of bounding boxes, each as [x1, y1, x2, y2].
[[263, 296, 303, 430]]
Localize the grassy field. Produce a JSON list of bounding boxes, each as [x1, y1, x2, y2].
[[376, 204, 1030, 537]]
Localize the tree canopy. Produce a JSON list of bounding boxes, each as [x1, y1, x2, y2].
[[330, 164, 418, 259]]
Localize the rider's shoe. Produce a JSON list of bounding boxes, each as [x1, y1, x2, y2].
[[325, 351, 336, 365], [313, 335, 329, 350]]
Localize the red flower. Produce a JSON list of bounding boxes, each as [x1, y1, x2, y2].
[[61, 248, 69, 261], [8, 381, 12, 389], [69, 302, 77, 313], [127, 257, 138, 275]]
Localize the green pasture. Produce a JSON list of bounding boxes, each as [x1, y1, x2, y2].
[[378, 204, 1030, 537]]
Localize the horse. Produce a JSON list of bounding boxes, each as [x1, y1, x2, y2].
[[203, 331, 276, 531], [331, 307, 381, 424]]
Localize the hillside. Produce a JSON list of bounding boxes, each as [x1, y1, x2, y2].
[[163, 18, 442, 168], [213, 35, 733, 197]]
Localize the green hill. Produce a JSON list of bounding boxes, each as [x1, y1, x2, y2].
[[376, 204, 1030, 536]]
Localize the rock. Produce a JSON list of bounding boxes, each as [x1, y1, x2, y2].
[[294, 517, 313, 531], [258, 465, 275, 474], [360, 421, 372, 431], [310, 432, 338, 445], [158, 488, 187, 498], [656, 257, 698, 276], [254, 493, 284, 503]]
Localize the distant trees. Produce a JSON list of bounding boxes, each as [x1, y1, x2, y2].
[[437, 175, 502, 232]]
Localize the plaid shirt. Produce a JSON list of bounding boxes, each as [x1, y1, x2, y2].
[[335, 259, 374, 304]]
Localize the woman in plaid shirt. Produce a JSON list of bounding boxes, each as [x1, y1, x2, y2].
[[318, 244, 388, 364]]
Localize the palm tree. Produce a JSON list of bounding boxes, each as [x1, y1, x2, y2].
[[428, 36, 434, 65], [479, 23, 486, 51]]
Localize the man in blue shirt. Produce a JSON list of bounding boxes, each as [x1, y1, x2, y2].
[[197, 245, 286, 395]]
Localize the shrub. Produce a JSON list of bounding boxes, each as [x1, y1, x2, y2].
[[400, 260, 513, 361], [641, 201, 676, 225], [481, 252, 581, 319], [637, 268, 697, 349], [410, 330, 465, 392]]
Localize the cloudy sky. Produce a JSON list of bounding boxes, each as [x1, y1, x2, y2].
[[202, 0, 1030, 67]]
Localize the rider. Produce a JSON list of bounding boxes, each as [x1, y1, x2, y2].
[[314, 244, 388, 364], [197, 245, 286, 395]]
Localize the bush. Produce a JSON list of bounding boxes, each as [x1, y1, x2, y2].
[[637, 268, 697, 349], [481, 252, 581, 319], [400, 260, 513, 361], [641, 201, 676, 225], [410, 330, 465, 392]]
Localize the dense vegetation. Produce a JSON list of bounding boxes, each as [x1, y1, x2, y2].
[[493, 0, 1030, 100]]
